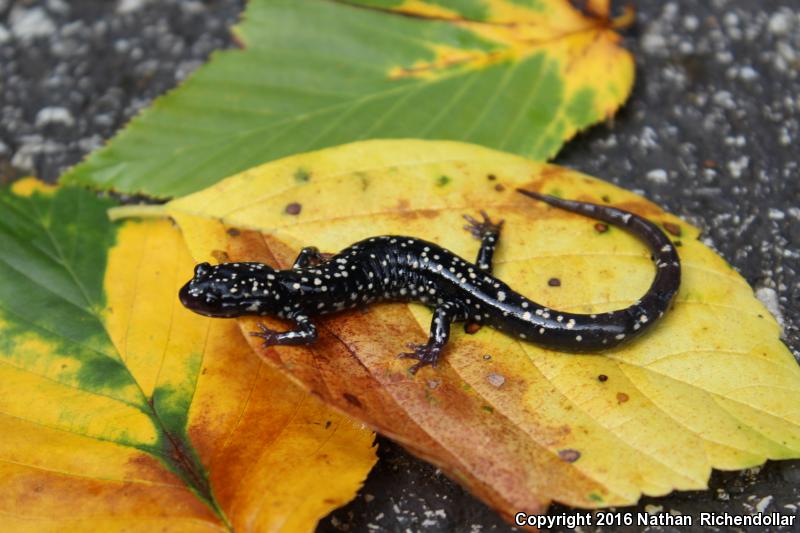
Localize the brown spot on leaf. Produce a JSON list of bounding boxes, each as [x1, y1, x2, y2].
[[211, 249, 229, 262], [415, 208, 439, 219], [464, 322, 482, 334], [663, 222, 682, 236], [602, 195, 611, 203], [343, 392, 363, 408], [539, 165, 567, 181], [125, 453, 183, 485], [598, 374, 608, 382], [548, 277, 561, 287], [616, 392, 629, 404], [594, 222, 609, 233], [494, 184, 505, 192], [558, 449, 581, 463], [285, 202, 302, 215], [226, 228, 240, 237], [487, 174, 496, 181]]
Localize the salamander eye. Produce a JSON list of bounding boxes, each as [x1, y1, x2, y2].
[[194, 262, 212, 279]]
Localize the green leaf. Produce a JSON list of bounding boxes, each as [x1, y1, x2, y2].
[[62, 0, 634, 198]]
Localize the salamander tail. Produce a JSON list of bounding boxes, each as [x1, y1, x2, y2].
[[517, 188, 682, 339]]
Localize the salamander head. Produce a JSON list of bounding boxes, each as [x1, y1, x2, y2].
[[179, 261, 279, 318]]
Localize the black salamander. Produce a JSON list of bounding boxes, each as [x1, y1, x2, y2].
[[179, 191, 681, 373]]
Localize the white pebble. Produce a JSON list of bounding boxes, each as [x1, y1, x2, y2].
[[646, 169, 669, 184], [641, 31, 666, 54], [683, 15, 699, 31], [35, 107, 74, 128], [46, 0, 70, 15], [739, 66, 758, 81], [755, 495, 773, 513], [10, 7, 55, 40], [117, 0, 153, 13], [727, 156, 749, 178], [755, 287, 784, 327], [768, 12, 792, 35], [768, 209, 785, 220]]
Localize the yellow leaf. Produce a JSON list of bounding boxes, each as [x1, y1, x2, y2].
[[166, 140, 800, 519], [0, 182, 376, 532]]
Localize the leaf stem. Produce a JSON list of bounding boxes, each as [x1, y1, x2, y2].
[[611, 5, 636, 30], [108, 204, 169, 222]]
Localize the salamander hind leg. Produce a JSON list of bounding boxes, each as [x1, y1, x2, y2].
[[398, 304, 456, 374], [250, 315, 318, 347], [462, 211, 503, 334], [463, 210, 503, 273]]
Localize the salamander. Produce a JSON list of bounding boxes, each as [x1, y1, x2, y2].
[[179, 190, 681, 373]]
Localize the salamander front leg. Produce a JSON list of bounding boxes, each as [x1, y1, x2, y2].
[[398, 304, 456, 374], [292, 246, 325, 269], [463, 210, 504, 273], [250, 314, 318, 346]]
